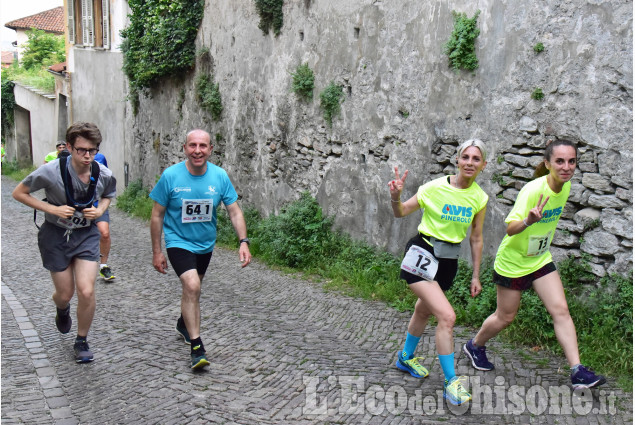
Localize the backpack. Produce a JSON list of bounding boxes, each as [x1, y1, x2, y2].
[[34, 156, 101, 229]]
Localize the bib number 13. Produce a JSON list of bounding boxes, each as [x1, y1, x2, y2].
[[527, 233, 551, 257], [400, 245, 439, 281], [182, 199, 213, 223]]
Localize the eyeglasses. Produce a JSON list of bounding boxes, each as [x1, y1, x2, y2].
[[73, 146, 99, 156]]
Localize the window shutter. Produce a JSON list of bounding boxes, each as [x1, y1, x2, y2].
[[81, 0, 94, 46], [101, 0, 110, 49], [67, 0, 75, 43]]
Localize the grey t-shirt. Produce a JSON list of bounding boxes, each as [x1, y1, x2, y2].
[[22, 158, 117, 227]]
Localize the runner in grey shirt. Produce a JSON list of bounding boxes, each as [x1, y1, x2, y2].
[[12, 122, 116, 363]]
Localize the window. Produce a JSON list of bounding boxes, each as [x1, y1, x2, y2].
[[68, 0, 110, 48]]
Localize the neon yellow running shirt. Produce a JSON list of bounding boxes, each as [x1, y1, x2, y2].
[[494, 176, 571, 277], [416, 176, 488, 244]]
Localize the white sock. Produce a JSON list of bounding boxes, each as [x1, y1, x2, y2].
[[100, 264, 107, 269]]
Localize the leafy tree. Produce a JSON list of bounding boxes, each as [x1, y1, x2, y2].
[[20, 29, 65, 70]]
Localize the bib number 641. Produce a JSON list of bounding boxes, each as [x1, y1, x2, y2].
[[400, 245, 439, 281]]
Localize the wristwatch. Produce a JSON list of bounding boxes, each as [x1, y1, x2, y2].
[[239, 238, 250, 246]]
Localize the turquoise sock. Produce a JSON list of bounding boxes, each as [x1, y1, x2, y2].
[[402, 332, 421, 359], [438, 353, 456, 380]]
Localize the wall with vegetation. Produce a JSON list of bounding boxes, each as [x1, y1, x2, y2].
[[12, 83, 56, 165], [123, 0, 632, 277]]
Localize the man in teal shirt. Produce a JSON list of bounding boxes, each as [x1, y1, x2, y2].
[[149, 129, 252, 370]]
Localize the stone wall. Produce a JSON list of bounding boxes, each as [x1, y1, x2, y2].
[[124, 0, 633, 277]]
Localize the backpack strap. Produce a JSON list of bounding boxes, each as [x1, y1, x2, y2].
[[60, 156, 101, 210]]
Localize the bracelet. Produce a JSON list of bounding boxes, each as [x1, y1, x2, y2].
[[391, 198, 401, 203], [523, 218, 531, 227]]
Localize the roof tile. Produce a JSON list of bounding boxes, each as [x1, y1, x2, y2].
[[4, 6, 64, 34]]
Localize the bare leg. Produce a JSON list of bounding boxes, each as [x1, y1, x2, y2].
[[473, 285, 522, 346], [407, 280, 456, 355], [180, 270, 204, 340], [532, 271, 581, 367], [72, 259, 98, 336], [96, 221, 111, 264]]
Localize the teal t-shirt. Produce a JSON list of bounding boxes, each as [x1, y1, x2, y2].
[[149, 161, 238, 254]]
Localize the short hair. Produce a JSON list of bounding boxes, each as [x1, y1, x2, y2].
[[66, 122, 102, 146], [56, 140, 66, 147], [185, 129, 211, 145], [457, 138, 487, 161]]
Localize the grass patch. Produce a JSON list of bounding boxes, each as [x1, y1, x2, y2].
[[115, 179, 154, 220], [2, 64, 55, 93], [1, 160, 36, 181]]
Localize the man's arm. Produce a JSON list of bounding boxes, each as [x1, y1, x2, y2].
[[150, 201, 168, 273], [225, 202, 252, 267], [12, 182, 75, 219]]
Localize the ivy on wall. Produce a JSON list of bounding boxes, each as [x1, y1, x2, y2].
[[443, 10, 481, 71], [1, 79, 15, 135], [120, 0, 205, 107], [196, 74, 223, 121], [255, 0, 284, 36]]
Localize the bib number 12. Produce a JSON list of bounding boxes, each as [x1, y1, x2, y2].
[[400, 245, 439, 281]]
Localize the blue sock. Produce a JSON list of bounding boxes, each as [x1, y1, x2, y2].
[[438, 353, 456, 380], [401, 332, 421, 359]]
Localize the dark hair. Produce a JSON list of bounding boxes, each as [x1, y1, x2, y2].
[[66, 122, 102, 147], [533, 139, 578, 178]]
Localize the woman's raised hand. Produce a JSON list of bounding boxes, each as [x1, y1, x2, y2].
[[527, 194, 550, 225], [388, 166, 408, 200]]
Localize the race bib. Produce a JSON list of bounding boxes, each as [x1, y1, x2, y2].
[[56, 210, 91, 230], [181, 199, 213, 223], [527, 233, 551, 257], [401, 245, 439, 281]]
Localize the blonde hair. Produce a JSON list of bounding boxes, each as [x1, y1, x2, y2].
[[457, 138, 487, 161]]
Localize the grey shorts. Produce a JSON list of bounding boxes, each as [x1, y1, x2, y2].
[[95, 209, 110, 224], [37, 221, 100, 272]]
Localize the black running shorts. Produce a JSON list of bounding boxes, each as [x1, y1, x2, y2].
[[399, 233, 458, 291], [167, 247, 213, 277]]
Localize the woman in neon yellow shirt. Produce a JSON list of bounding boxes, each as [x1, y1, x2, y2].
[[389, 139, 488, 406], [463, 139, 606, 390]]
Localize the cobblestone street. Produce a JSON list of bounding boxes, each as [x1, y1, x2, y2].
[[2, 175, 632, 424]]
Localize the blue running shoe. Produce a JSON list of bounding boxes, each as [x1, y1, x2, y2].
[[395, 350, 429, 378], [571, 365, 606, 389], [463, 339, 494, 371]]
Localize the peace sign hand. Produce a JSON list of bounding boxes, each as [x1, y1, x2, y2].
[[388, 166, 408, 200], [527, 194, 550, 225]]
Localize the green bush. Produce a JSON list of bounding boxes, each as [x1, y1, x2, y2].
[[320, 82, 344, 126], [1, 160, 35, 181], [254, 0, 284, 36], [121, 0, 204, 92], [196, 74, 223, 120], [443, 10, 481, 71], [291, 63, 314, 100], [115, 179, 154, 220], [533, 42, 545, 53], [20, 29, 65, 70]]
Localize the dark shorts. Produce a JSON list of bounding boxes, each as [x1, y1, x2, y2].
[[95, 209, 109, 224], [37, 221, 100, 272], [399, 233, 458, 291], [167, 247, 213, 277], [493, 262, 557, 291]]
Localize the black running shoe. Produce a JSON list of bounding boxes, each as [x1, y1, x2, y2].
[[176, 318, 191, 345], [73, 339, 94, 363], [55, 305, 72, 334], [191, 345, 210, 370]]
